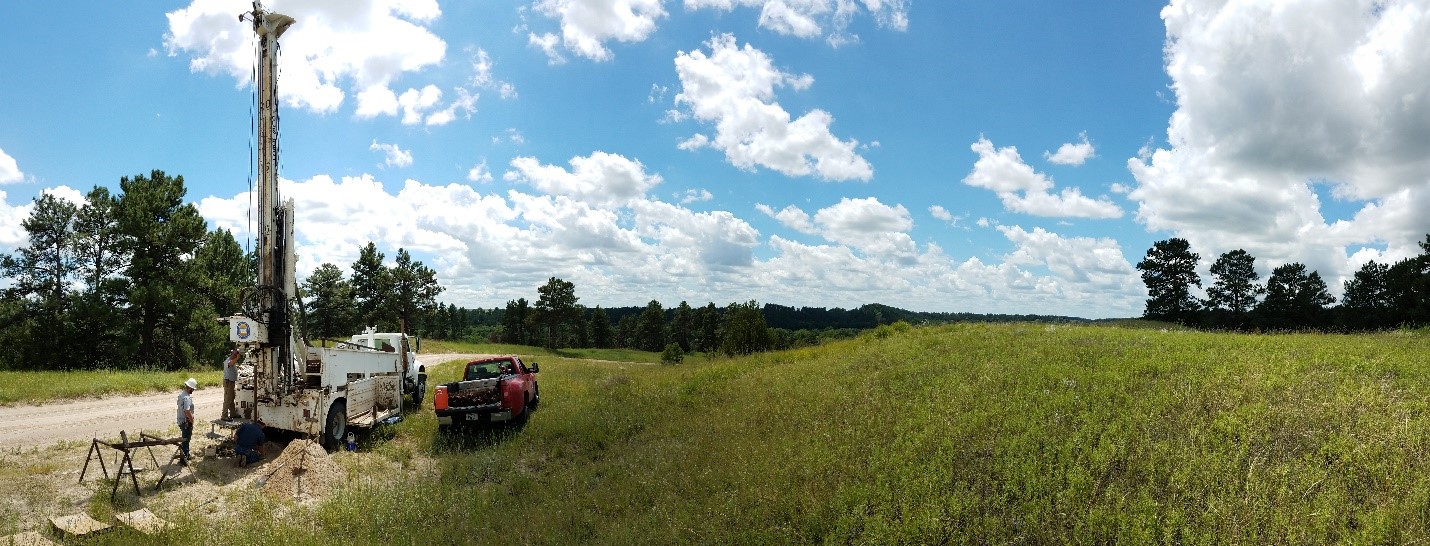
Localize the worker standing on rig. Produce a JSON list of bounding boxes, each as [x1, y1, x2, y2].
[[222, 349, 241, 419]]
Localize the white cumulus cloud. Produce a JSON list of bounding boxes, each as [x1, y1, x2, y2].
[[678, 189, 713, 204], [525, 0, 909, 62], [466, 46, 516, 102], [672, 33, 872, 181], [685, 0, 909, 43], [756, 203, 817, 234], [999, 225, 1141, 293], [0, 189, 32, 248], [761, 197, 917, 263], [467, 159, 494, 183], [529, 0, 667, 62], [0, 148, 22, 184], [504, 151, 663, 209], [964, 137, 1122, 219], [1129, 0, 1430, 286], [191, 166, 1149, 318], [812, 197, 916, 262], [929, 205, 960, 225], [165, 0, 456, 117], [370, 141, 413, 168], [1045, 133, 1096, 166]]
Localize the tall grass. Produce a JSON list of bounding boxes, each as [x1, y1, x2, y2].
[[70, 324, 1430, 543]]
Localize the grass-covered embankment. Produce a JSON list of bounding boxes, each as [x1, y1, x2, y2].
[[90, 324, 1430, 543]]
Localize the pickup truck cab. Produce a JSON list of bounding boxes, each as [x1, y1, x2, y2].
[[434, 356, 540, 429]]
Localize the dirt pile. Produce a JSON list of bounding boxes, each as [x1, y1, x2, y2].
[[260, 440, 343, 502]]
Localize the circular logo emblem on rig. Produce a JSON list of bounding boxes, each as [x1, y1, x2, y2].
[[236, 322, 252, 340]]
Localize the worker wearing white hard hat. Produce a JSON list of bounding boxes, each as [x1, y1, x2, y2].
[[177, 378, 197, 465]]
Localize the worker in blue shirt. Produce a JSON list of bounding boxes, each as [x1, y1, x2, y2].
[[234, 418, 266, 467]]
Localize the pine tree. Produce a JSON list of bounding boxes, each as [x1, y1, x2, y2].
[[1204, 249, 1263, 328], [695, 302, 720, 352], [1256, 263, 1334, 329], [532, 277, 579, 349], [0, 193, 78, 369], [719, 300, 769, 356], [590, 307, 613, 348], [1136, 238, 1202, 325], [303, 263, 358, 340], [116, 170, 208, 369], [389, 248, 443, 334], [671, 301, 694, 352], [502, 298, 531, 345], [635, 300, 668, 352], [1341, 260, 1392, 329], [350, 242, 392, 330]]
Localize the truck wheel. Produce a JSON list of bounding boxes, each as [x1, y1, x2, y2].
[[323, 400, 347, 451], [411, 375, 426, 406], [514, 394, 531, 425], [530, 384, 540, 410]]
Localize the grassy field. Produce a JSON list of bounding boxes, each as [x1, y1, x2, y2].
[[18, 323, 1430, 543], [0, 369, 224, 406]]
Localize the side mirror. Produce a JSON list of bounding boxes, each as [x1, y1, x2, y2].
[[529, 362, 539, 373]]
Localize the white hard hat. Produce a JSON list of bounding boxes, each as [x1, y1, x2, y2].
[[184, 378, 198, 390]]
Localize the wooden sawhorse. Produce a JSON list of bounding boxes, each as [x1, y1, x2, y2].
[[79, 431, 184, 500]]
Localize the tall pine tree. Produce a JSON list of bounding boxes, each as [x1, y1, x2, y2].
[[1136, 238, 1202, 325], [116, 170, 208, 369]]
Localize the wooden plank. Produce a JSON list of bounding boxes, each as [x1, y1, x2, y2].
[[347, 377, 376, 413], [49, 513, 110, 537], [114, 508, 174, 535], [349, 408, 376, 427]]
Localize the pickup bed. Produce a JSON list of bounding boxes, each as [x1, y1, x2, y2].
[[435, 356, 540, 429]]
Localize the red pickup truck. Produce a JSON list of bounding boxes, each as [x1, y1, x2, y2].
[[434, 356, 540, 429]]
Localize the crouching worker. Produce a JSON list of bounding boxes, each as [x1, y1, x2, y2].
[[234, 418, 266, 467]]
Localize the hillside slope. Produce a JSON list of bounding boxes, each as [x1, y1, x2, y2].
[[152, 324, 1430, 544]]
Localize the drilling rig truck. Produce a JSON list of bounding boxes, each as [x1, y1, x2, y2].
[[224, 4, 426, 449]]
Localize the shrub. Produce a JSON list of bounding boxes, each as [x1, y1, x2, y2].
[[660, 342, 685, 364]]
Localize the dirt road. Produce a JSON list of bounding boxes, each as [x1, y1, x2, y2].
[[0, 354, 480, 450]]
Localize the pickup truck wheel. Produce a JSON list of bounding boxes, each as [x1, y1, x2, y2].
[[529, 384, 540, 410], [514, 394, 531, 425], [323, 400, 347, 451]]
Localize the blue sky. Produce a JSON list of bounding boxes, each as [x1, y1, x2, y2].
[[1, 0, 1427, 319]]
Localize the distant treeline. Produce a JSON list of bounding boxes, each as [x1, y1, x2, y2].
[[410, 283, 1084, 357], [1136, 235, 1430, 331]]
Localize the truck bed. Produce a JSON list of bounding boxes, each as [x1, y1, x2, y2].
[[445, 378, 502, 407]]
